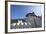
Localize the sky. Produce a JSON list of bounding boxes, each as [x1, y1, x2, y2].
[[10, 5, 42, 19]]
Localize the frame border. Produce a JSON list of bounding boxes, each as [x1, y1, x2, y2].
[[5, 1, 45, 33]]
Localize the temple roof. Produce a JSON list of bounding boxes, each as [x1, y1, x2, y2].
[[26, 12, 36, 17]]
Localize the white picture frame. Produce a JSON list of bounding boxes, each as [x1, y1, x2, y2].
[[5, 1, 45, 33]]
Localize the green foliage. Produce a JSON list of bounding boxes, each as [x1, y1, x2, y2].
[[11, 19, 18, 23]]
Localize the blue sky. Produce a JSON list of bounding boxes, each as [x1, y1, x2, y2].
[[10, 5, 42, 19]]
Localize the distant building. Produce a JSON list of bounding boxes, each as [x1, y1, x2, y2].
[[26, 12, 42, 28], [11, 12, 42, 29]]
